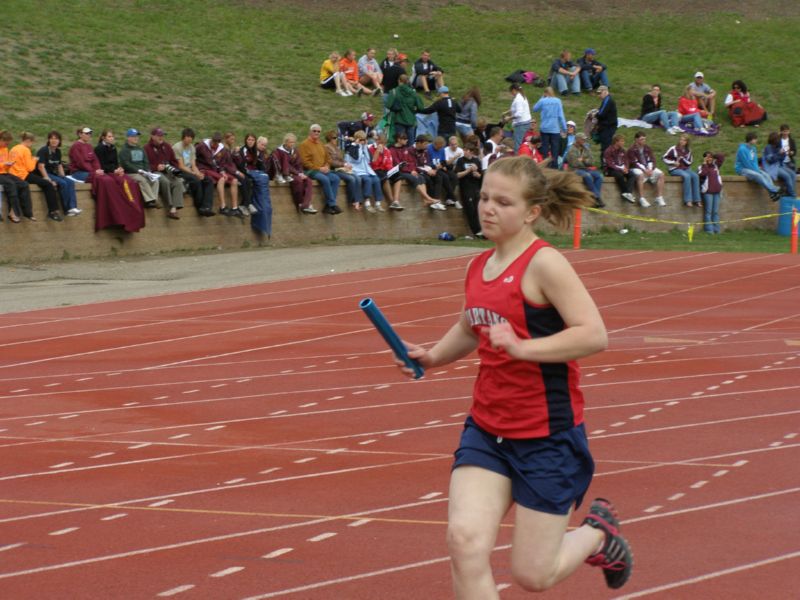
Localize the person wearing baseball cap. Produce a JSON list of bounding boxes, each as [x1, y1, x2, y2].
[[566, 131, 605, 207], [578, 48, 609, 92], [337, 112, 377, 148], [119, 127, 162, 209], [689, 71, 716, 117], [412, 50, 445, 98], [418, 84, 460, 140], [144, 127, 185, 219]]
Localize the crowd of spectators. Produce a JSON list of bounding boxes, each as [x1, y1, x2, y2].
[[1, 47, 796, 240]]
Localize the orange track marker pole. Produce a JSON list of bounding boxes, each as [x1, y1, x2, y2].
[[791, 208, 798, 255], [573, 208, 582, 250]]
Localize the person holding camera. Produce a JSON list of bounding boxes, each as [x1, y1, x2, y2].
[[144, 127, 185, 219]]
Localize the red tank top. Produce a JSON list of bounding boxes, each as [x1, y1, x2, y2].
[[464, 239, 584, 438]]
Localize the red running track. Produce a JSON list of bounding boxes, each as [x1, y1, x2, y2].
[[0, 249, 798, 599]]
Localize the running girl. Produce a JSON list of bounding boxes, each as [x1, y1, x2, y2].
[[398, 155, 633, 597]]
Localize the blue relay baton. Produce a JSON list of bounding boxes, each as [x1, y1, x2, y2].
[[359, 297, 425, 380]]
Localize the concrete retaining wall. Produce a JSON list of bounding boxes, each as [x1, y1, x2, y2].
[[0, 176, 783, 263]]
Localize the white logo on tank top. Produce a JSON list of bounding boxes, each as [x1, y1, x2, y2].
[[503, 275, 514, 283]]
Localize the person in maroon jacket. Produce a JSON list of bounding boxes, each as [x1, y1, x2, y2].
[[195, 132, 242, 217], [269, 133, 316, 214], [387, 132, 439, 207], [602, 134, 636, 205], [144, 127, 185, 219], [698, 151, 725, 234], [626, 131, 665, 207]]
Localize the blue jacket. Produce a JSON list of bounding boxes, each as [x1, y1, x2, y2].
[[762, 144, 786, 179], [532, 96, 567, 134], [735, 143, 761, 174]]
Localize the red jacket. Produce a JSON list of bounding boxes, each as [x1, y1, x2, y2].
[[144, 139, 179, 170]]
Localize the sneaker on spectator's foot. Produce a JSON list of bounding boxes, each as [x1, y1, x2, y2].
[[67, 208, 81, 216], [429, 202, 447, 211], [375, 202, 386, 212], [233, 207, 246, 218], [365, 200, 377, 213], [275, 174, 287, 184], [621, 192, 635, 203], [455, 200, 463, 209], [638, 197, 651, 208], [285, 175, 294, 182], [654, 196, 666, 207], [582, 498, 633, 590], [770, 191, 781, 202], [389, 201, 404, 211], [219, 206, 231, 216], [445, 198, 456, 206], [336, 89, 347, 97], [302, 205, 318, 214], [48, 211, 63, 222]]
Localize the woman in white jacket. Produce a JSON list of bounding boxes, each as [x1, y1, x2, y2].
[[508, 83, 532, 152]]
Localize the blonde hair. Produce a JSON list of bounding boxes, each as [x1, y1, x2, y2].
[[486, 156, 593, 230], [256, 136, 268, 146], [353, 130, 367, 141], [20, 131, 36, 142]]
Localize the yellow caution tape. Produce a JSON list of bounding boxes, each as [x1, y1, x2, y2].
[[584, 207, 797, 242]]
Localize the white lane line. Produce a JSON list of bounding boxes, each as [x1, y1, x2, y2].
[[732, 460, 749, 467], [237, 379, 251, 384], [615, 551, 800, 599], [298, 403, 318, 408], [455, 365, 469, 370], [425, 420, 442, 425], [49, 462, 74, 469], [348, 519, 372, 528], [49, 527, 79, 536], [307, 532, 337, 542], [303, 365, 317, 369], [375, 385, 390, 389], [100, 513, 127, 521], [294, 457, 317, 464], [270, 410, 287, 416], [433, 370, 447, 375], [690, 481, 708, 489], [181, 389, 199, 395], [59, 414, 79, 420], [127, 443, 151, 450], [210, 566, 244, 578], [629, 414, 645, 420], [722, 380, 735, 385], [691, 392, 704, 397], [352, 390, 368, 395], [168, 434, 191, 440], [325, 360, 338, 365], [735, 374, 747, 379], [0, 543, 25, 552], [327, 396, 343, 401], [76, 377, 93, 382], [591, 430, 606, 435], [205, 425, 225, 431], [11, 389, 29, 393], [769, 441, 783, 447], [258, 467, 281, 475], [210, 384, 227, 388], [157, 584, 195, 597], [712, 470, 729, 477], [386, 432, 404, 437], [667, 493, 685, 501], [786, 433, 798, 439], [643, 505, 662, 513], [148, 500, 174, 508], [25, 421, 46, 427], [263, 548, 293, 559], [44, 383, 61, 388], [649, 408, 662, 413], [107, 373, 121, 377], [122, 402, 139, 407], [90, 452, 114, 459], [280, 370, 294, 374], [611, 422, 626, 427], [154, 396, 169, 400], [224, 478, 246, 485], [326, 448, 346, 454], [419, 492, 443, 500], [358, 440, 376, 446]]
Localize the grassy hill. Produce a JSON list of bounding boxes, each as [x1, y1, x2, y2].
[[3, 0, 799, 174]]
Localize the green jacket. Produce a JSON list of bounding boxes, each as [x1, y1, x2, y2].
[[119, 142, 150, 173], [388, 84, 424, 127]]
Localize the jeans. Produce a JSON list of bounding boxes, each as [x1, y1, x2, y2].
[[703, 193, 720, 233], [47, 174, 78, 211], [336, 171, 362, 203], [740, 168, 779, 193], [307, 170, 340, 205], [679, 113, 704, 130], [393, 123, 415, 145], [540, 133, 561, 166], [575, 169, 603, 198], [246, 169, 271, 209], [455, 122, 473, 138], [552, 72, 581, 95], [358, 173, 383, 201], [580, 69, 609, 91], [773, 166, 797, 197], [670, 168, 701, 203], [512, 121, 531, 152], [70, 171, 89, 182], [642, 110, 680, 129]]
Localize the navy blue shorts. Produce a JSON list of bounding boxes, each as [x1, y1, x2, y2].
[[452, 416, 595, 515]]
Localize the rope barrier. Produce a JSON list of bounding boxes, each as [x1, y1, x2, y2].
[[571, 206, 800, 253]]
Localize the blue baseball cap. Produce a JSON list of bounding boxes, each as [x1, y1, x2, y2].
[[126, 128, 141, 137], [584, 48, 596, 55], [438, 86, 449, 93]]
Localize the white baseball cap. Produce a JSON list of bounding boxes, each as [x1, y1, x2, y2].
[[694, 71, 704, 78]]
